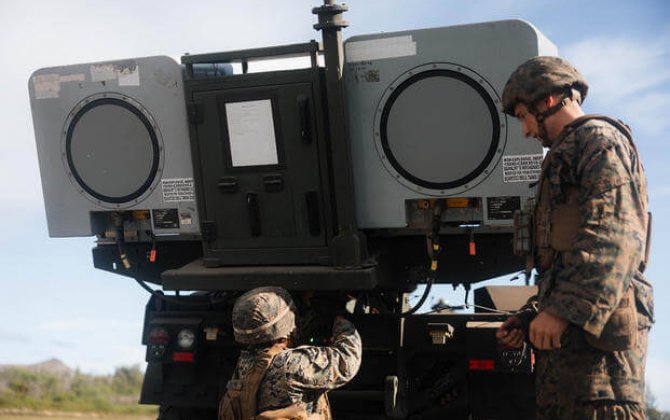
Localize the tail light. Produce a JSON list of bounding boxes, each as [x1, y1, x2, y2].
[[149, 327, 169, 345], [147, 327, 169, 361]]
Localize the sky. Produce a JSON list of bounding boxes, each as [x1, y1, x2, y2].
[[1, 0, 669, 409]]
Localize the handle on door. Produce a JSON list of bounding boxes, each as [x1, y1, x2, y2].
[[218, 177, 238, 193], [297, 95, 312, 144], [305, 191, 321, 236], [247, 193, 261, 237]]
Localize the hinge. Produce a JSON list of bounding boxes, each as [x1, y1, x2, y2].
[[201, 221, 217, 242], [187, 102, 204, 124]]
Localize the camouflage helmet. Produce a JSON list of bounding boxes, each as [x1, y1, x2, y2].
[[502, 56, 588, 115], [232, 286, 296, 345]]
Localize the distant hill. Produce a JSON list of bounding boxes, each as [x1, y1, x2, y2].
[[0, 358, 73, 377]]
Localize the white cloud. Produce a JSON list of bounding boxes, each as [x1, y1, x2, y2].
[[563, 32, 670, 102], [618, 92, 670, 139], [562, 30, 670, 141], [647, 356, 670, 411]]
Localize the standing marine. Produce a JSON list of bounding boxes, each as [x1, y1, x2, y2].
[[496, 56, 654, 419], [219, 286, 362, 420]]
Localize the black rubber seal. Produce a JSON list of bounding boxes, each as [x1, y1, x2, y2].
[[65, 98, 160, 204], [380, 69, 500, 190]]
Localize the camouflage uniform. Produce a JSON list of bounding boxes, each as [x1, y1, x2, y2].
[[527, 117, 654, 418], [223, 287, 361, 419], [228, 317, 362, 416]]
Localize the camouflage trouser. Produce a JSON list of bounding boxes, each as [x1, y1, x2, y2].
[[538, 401, 645, 419], [534, 326, 648, 416]]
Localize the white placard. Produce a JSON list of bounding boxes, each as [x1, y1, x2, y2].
[[346, 35, 417, 63], [162, 178, 195, 202], [32, 73, 61, 99], [59, 73, 85, 83], [225, 100, 279, 167], [90, 63, 117, 82], [502, 154, 543, 183], [118, 64, 140, 86], [90, 62, 140, 86]]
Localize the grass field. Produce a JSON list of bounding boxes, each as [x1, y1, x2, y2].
[[0, 416, 154, 420], [0, 411, 154, 420], [0, 418, 152, 420], [0, 364, 158, 420]]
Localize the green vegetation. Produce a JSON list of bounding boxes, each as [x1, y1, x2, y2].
[[647, 386, 670, 420], [0, 365, 156, 416]]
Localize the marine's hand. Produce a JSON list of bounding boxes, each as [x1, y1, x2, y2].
[[496, 316, 525, 349], [529, 310, 568, 350]]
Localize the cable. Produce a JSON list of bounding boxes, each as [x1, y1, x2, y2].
[[467, 304, 513, 315], [133, 277, 231, 307], [400, 278, 434, 317], [426, 303, 512, 315], [401, 201, 442, 317], [110, 224, 228, 308], [118, 238, 229, 308]]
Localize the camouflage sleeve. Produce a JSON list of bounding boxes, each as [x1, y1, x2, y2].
[[285, 318, 362, 392], [541, 127, 645, 337]]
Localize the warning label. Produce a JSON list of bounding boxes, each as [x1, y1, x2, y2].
[[502, 154, 543, 183], [152, 208, 179, 229], [162, 178, 195, 202], [346, 61, 381, 84], [487, 196, 521, 220]]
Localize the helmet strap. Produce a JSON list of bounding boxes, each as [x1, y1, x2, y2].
[[529, 89, 573, 145], [530, 87, 574, 121]]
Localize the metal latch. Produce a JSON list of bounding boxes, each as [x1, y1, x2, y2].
[[427, 322, 454, 345], [204, 327, 219, 341], [263, 174, 283, 192], [218, 177, 238, 193]]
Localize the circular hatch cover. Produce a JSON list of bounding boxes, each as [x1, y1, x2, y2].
[[376, 64, 505, 195], [64, 94, 162, 206]]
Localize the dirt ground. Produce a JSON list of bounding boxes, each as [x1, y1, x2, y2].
[[0, 410, 154, 420], [0, 417, 153, 420], [0, 413, 156, 420]]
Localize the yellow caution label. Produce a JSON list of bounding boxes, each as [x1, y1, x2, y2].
[[446, 198, 470, 208], [132, 210, 150, 220]]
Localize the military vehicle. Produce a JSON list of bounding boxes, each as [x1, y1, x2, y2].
[[29, 2, 555, 418]]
